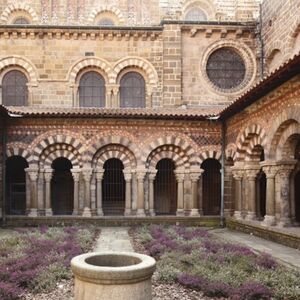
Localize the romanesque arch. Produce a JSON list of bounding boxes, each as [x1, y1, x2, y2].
[[182, 0, 216, 20], [0, 3, 39, 24], [6, 143, 31, 162], [87, 6, 125, 25]]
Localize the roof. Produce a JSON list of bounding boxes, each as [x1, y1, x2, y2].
[[219, 51, 300, 119], [3, 106, 220, 121]]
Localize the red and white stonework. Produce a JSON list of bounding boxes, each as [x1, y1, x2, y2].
[[0, 0, 299, 230]]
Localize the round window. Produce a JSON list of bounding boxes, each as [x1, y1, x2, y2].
[[206, 48, 246, 90]]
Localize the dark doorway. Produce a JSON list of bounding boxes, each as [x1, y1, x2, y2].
[[6, 156, 28, 215], [202, 159, 221, 215], [102, 159, 125, 215], [257, 171, 267, 219], [295, 171, 300, 223], [51, 158, 74, 215], [154, 159, 177, 215]]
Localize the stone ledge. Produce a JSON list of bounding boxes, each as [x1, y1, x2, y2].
[[227, 218, 300, 250]]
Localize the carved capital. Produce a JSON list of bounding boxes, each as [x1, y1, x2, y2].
[[262, 165, 279, 179], [25, 167, 39, 182], [44, 169, 53, 182], [71, 170, 81, 182], [95, 168, 104, 181], [245, 169, 259, 180], [107, 84, 120, 95], [232, 170, 244, 180], [148, 169, 157, 181], [175, 172, 185, 182], [82, 168, 93, 182], [123, 169, 132, 182], [190, 172, 202, 182]]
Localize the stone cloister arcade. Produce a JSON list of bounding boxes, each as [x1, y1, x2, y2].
[[5, 134, 223, 219], [229, 107, 300, 228]]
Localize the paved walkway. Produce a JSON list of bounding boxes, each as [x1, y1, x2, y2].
[[212, 228, 300, 270], [93, 227, 134, 252]]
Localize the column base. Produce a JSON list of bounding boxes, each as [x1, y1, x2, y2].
[[124, 209, 132, 216], [234, 210, 243, 220], [82, 207, 92, 218], [28, 209, 38, 217], [245, 212, 257, 221], [277, 217, 292, 228], [45, 208, 53, 217], [261, 215, 276, 226], [176, 209, 185, 216], [190, 209, 200, 217], [136, 209, 146, 217], [149, 209, 156, 217], [96, 209, 104, 216]]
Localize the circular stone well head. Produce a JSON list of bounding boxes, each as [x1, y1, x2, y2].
[[71, 252, 156, 285]]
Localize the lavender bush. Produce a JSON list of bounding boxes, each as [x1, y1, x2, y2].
[[133, 225, 300, 299], [0, 225, 98, 299]]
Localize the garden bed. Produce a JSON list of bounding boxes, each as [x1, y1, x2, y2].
[[0, 225, 99, 300], [130, 225, 300, 300]]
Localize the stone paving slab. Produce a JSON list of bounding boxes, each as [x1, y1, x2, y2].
[[212, 228, 300, 269], [94, 227, 134, 252]]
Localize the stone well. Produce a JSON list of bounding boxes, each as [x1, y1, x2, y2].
[[71, 252, 156, 300]]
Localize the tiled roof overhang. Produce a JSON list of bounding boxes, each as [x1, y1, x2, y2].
[[219, 52, 300, 120]]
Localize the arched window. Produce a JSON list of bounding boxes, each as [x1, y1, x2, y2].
[[79, 71, 106, 107], [185, 8, 207, 21], [13, 17, 30, 25], [120, 72, 146, 108], [98, 18, 115, 26], [2, 70, 28, 106]]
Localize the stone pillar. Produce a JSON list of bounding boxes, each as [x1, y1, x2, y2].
[[44, 169, 53, 216], [136, 168, 147, 217], [232, 169, 244, 220], [82, 168, 92, 217], [123, 169, 132, 216], [277, 162, 296, 227], [175, 169, 185, 216], [189, 169, 203, 217], [26, 167, 39, 217], [148, 170, 157, 217], [95, 169, 104, 216], [71, 169, 81, 216], [261, 163, 278, 226], [245, 168, 260, 221]]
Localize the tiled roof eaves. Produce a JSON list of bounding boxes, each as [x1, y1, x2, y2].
[[219, 52, 300, 120]]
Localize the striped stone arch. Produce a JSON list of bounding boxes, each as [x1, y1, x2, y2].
[[30, 134, 84, 166], [87, 6, 125, 24], [6, 143, 31, 162], [244, 135, 265, 161], [0, 56, 38, 84], [235, 124, 267, 161], [0, 3, 39, 24], [199, 149, 222, 164], [147, 145, 190, 169], [93, 144, 137, 169], [67, 57, 112, 85], [86, 135, 141, 166], [112, 57, 158, 86], [275, 123, 300, 160], [267, 105, 300, 159], [40, 145, 82, 168], [225, 143, 237, 161], [266, 41, 284, 61], [142, 136, 198, 166]]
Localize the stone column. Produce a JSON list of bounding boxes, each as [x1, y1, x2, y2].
[[148, 170, 157, 217], [82, 168, 93, 217], [136, 168, 147, 217], [231, 169, 244, 220], [175, 169, 185, 216], [189, 169, 203, 217], [277, 162, 296, 227], [71, 169, 81, 216], [245, 168, 260, 221], [261, 163, 278, 226], [109, 84, 120, 108], [26, 167, 39, 217], [44, 169, 53, 216], [123, 169, 132, 216], [95, 169, 104, 216]]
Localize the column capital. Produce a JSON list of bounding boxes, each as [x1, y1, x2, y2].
[[262, 165, 279, 178], [148, 168, 157, 181], [95, 168, 104, 181], [71, 169, 81, 182], [82, 168, 93, 181], [136, 167, 147, 181], [231, 169, 244, 180], [106, 84, 120, 95], [175, 172, 185, 182], [123, 169, 132, 182], [245, 166, 260, 179], [44, 168, 53, 182], [189, 171, 203, 182], [25, 167, 39, 181]]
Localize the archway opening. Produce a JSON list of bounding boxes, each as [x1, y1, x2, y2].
[[102, 158, 125, 215], [154, 159, 177, 215], [257, 148, 266, 220], [202, 158, 221, 215], [51, 158, 73, 215], [6, 156, 28, 215], [295, 140, 300, 223]]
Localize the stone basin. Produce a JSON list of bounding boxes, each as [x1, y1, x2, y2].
[[71, 252, 156, 300]]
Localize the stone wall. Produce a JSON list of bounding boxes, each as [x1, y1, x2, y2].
[[261, 0, 300, 73]]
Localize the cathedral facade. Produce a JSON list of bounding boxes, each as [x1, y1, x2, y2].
[[0, 0, 299, 232]]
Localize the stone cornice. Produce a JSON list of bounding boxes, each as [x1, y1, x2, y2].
[[0, 27, 163, 41]]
